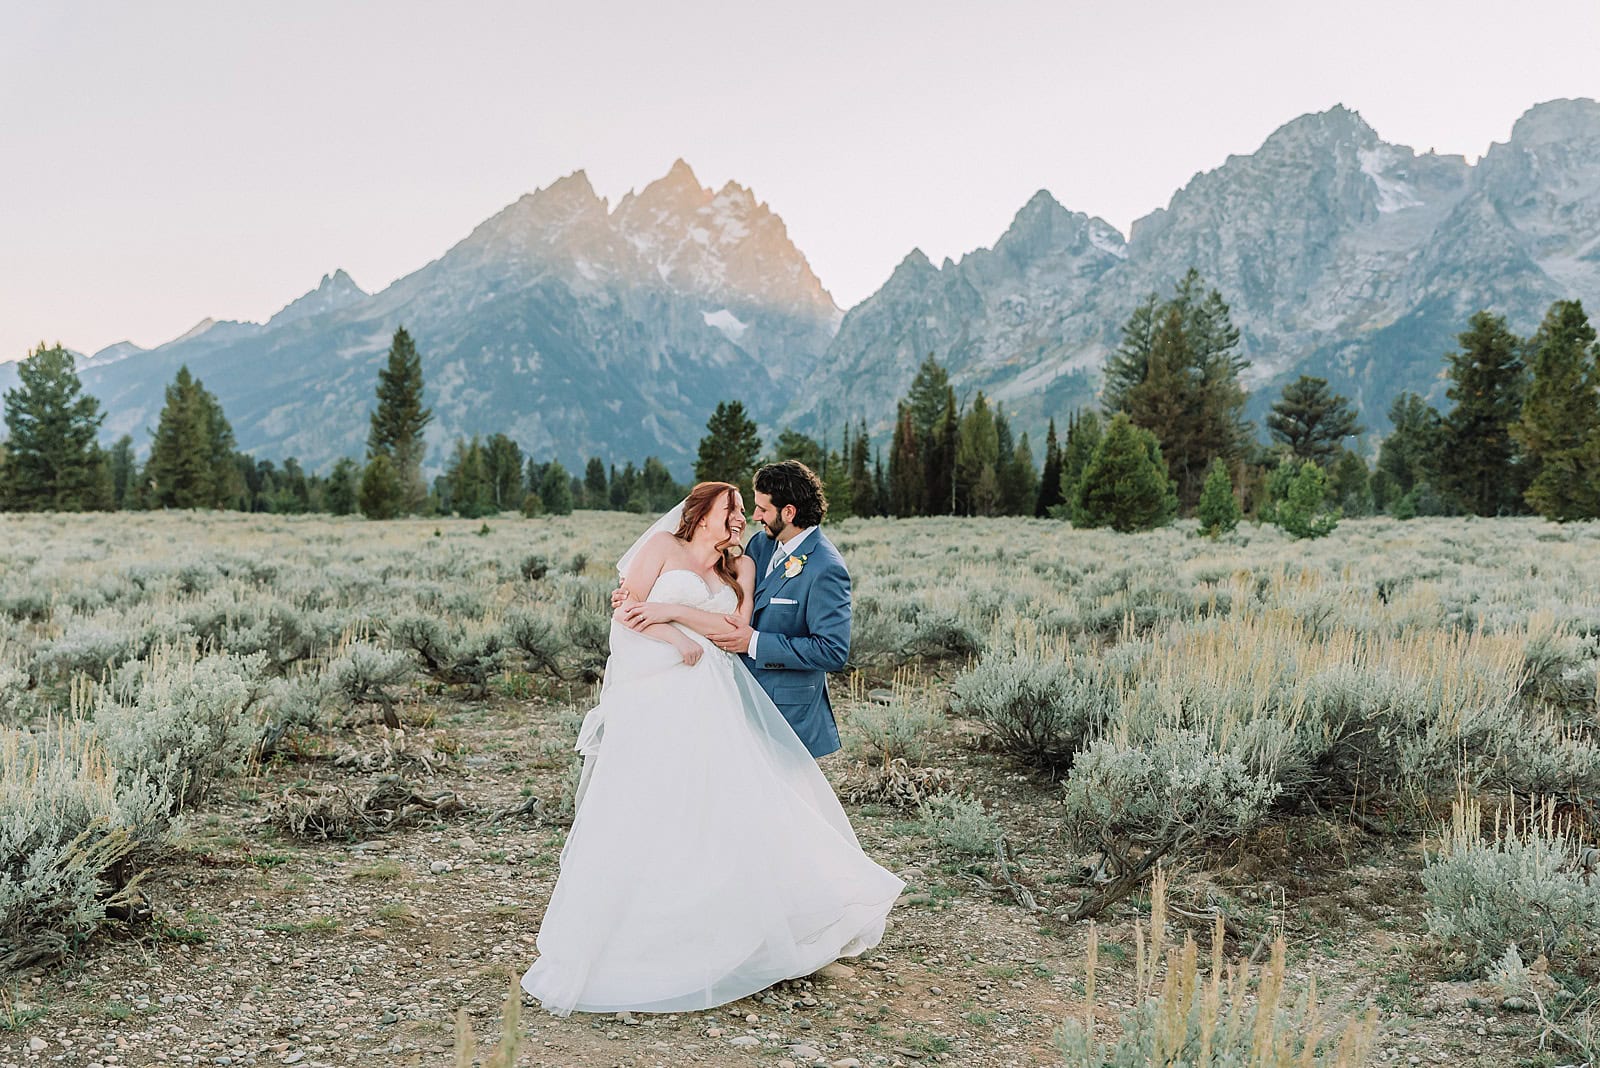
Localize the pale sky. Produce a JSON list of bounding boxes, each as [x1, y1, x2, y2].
[[4, 0, 1598, 363]]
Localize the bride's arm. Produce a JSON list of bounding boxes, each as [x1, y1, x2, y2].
[[619, 557, 756, 636], [616, 535, 703, 658]]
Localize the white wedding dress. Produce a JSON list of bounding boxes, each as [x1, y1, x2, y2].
[[520, 569, 905, 1016]]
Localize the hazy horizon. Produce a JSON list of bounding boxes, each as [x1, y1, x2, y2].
[[5, 0, 1599, 363]]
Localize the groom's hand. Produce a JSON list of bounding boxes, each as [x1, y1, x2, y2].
[[708, 615, 752, 654]]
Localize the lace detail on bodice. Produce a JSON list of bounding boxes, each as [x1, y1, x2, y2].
[[649, 569, 739, 614]]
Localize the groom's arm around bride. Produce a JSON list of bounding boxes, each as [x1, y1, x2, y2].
[[709, 461, 850, 760]]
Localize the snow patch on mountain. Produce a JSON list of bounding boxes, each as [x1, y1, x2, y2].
[[1359, 147, 1423, 213], [701, 308, 749, 341]]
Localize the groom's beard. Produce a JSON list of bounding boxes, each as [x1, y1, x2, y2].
[[760, 517, 787, 540]]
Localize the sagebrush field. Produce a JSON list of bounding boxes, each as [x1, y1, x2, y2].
[[3, 511, 1598, 1067]]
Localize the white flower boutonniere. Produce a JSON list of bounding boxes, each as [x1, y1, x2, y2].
[[783, 553, 807, 579]]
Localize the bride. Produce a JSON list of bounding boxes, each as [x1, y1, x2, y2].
[[519, 481, 904, 1016]]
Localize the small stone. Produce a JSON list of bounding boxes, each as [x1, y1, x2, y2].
[[429, 861, 452, 874], [778, 1061, 797, 1068], [815, 963, 855, 981], [928, 986, 943, 995], [616, 1010, 638, 1025], [706, 1027, 724, 1038], [729, 1035, 760, 1047], [379, 1012, 398, 1025], [831, 1060, 862, 1068], [790, 1045, 824, 1062], [745, 1012, 759, 1023], [29, 1038, 48, 1052], [280, 1055, 304, 1066]]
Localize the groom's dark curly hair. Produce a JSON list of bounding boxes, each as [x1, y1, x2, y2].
[[754, 460, 827, 528]]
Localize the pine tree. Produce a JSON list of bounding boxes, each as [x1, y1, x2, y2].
[[108, 435, 137, 510], [583, 457, 608, 508], [906, 355, 951, 443], [146, 365, 236, 508], [906, 357, 953, 513], [1058, 409, 1103, 518], [954, 393, 1000, 515], [1373, 392, 1443, 514], [484, 433, 524, 512], [608, 464, 628, 510], [358, 453, 404, 519], [1512, 299, 1600, 521], [1102, 293, 1160, 412], [366, 327, 432, 513], [1273, 461, 1339, 539], [928, 390, 958, 515], [640, 457, 680, 511], [1001, 431, 1037, 516], [772, 428, 824, 472], [820, 433, 853, 520], [326, 458, 359, 515], [1267, 375, 1364, 466], [1434, 311, 1529, 515], [445, 437, 495, 518], [0, 343, 108, 511], [1330, 449, 1373, 516], [1035, 419, 1062, 517], [849, 422, 875, 517], [1108, 271, 1251, 510], [887, 404, 922, 517], [1196, 458, 1240, 536], [540, 460, 574, 515], [873, 450, 889, 517], [694, 401, 762, 490], [1073, 413, 1178, 532]]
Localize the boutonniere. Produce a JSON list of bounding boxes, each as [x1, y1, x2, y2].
[[783, 553, 808, 579]]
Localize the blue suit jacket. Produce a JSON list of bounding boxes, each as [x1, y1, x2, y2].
[[742, 528, 850, 759]]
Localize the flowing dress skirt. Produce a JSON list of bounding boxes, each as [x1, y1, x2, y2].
[[520, 621, 903, 1016]]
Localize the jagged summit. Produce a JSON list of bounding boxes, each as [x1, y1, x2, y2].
[[268, 268, 369, 328]]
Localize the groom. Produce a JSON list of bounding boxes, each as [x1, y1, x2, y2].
[[707, 460, 849, 760]]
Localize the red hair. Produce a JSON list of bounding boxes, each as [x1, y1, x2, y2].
[[674, 481, 745, 606]]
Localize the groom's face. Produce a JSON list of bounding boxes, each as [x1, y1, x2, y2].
[[752, 491, 793, 539]]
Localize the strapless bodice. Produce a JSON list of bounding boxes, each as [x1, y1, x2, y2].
[[649, 569, 739, 614]]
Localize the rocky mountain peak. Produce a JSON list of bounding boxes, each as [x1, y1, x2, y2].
[[268, 268, 370, 327], [1507, 97, 1600, 148], [1258, 104, 1379, 157]]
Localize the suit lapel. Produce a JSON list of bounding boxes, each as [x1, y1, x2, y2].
[[753, 529, 816, 612]]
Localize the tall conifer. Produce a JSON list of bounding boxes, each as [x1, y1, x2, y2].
[[0, 343, 107, 511], [366, 327, 432, 513]]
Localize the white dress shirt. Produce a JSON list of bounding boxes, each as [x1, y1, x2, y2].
[[748, 525, 814, 661]]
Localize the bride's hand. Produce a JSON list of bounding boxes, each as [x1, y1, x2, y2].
[[619, 601, 675, 629], [610, 583, 636, 611], [674, 636, 704, 667]]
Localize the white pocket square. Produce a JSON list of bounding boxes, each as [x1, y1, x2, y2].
[[770, 597, 798, 605]]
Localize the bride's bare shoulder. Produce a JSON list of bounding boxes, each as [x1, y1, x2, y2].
[[734, 554, 756, 580]]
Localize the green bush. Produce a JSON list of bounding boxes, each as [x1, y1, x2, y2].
[[92, 647, 269, 808], [845, 681, 944, 767], [1422, 795, 1600, 973], [1274, 461, 1339, 539], [950, 651, 1112, 770], [1196, 457, 1240, 536], [1073, 413, 1178, 533], [918, 794, 1000, 856], [1063, 729, 1281, 868], [0, 722, 175, 970]]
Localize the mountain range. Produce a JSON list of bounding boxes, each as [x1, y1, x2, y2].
[[7, 98, 1599, 475]]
